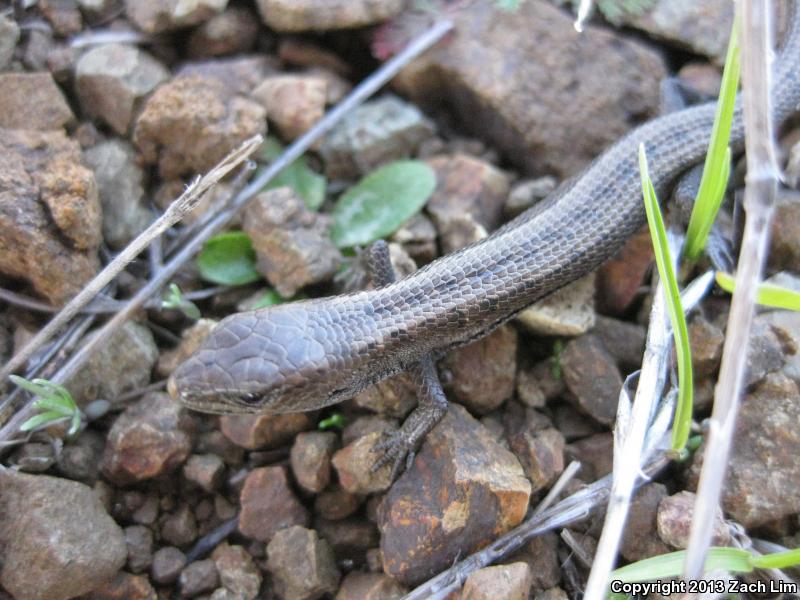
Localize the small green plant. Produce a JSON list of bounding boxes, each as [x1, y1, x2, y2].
[[715, 272, 800, 312], [161, 284, 201, 320], [197, 231, 261, 286], [639, 144, 693, 452], [259, 137, 327, 211], [247, 289, 286, 310], [550, 339, 565, 380], [319, 413, 345, 431], [494, 0, 525, 11], [13, 375, 82, 438]]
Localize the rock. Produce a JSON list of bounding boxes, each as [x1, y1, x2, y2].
[[0, 15, 20, 70], [256, 0, 404, 32], [561, 335, 623, 425], [133, 74, 266, 179], [161, 503, 198, 547], [242, 188, 342, 297], [334, 572, 406, 600], [65, 321, 159, 407], [618, 0, 734, 62], [745, 317, 784, 387], [211, 543, 262, 600], [151, 547, 187, 585], [10, 442, 55, 473], [390, 212, 438, 265], [691, 372, 800, 527], [75, 44, 169, 135], [157, 318, 217, 378], [536, 588, 569, 600], [126, 0, 228, 33], [768, 193, 800, 273], [553, 405, 600, 441], [56, 429, 105, 483], [332, 431, 394, 495], [0, 470, 126, 600], [760, 309, 800, 384], [238, 466, 309, 542], [565, 433, 613, 481], [315, 517, 379, 563], [320, 95, 434, 179], [252, 74, 328, 140], [687, 315, 724, 377], [84, 139, 152, 249], [379, 404, 531, 585], [425, 153, 509, 253], [353, 372, 418, 418], [516, 360, 565, 409], [266, 526, 341, 600], [291, 431, 338, 494], [504, 176, 558, 219], [517, 273, 596, 336], [187, 7, 259, 58], [124, 525, 154, 574], [315, 485, 362, 521], [505, 406, 565, 493], [196, 429, 245, 466], [278, 38, 352, 76], [183, 453, 226, 492], [591, 315, 647, 369], [101, 392, 195, 485], [596, 227, 653, 316], [220, 412, 312, 450], [677, 63, 723, 99], [619, 483, 672, 562], [657, 491, 729, 549], [86, 572, 156, 599], [440, 324, 517, 415], [392, 0, 665, 177], [0, 128, 100, 304], [132, 495, 159, 526], [39, 0, 83, 35], [179, 559, 219, 598], [461, 562, 532, 600], [177, 56, 275, 95], [511, 533, 560, 592], [0, 72, 74, 130]]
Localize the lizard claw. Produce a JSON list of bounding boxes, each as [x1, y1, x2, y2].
[[371, 430, 416, 481]]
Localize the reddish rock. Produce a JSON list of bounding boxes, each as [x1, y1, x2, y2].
[[157, 319, 216, 378], [187, 7, 259, 58], [461, 562, 532, 600], [506, 412, 565, 493], [183, 453, 225, 492], [353, 372, 417, 419], [657, 491, 729, 549], [591, 315, 647, 369], [238, 466, 309, 542], [126, 0, 228, 33], [161, 504, 198, 547], [516, 360, 565, 409], [619, 483, 672, 562], [565, 433, 613, 481], [211, 543, 262, 600], [0, 72, 74, 130], [179, 559, 219, 598], [86, 572, 157, 600], [511, 533, 561, 592], [177, 56, 275, 95], [256, 0, 404, 32], [316, 517, 379, 563], [315, 485, 363, 521], [291, 431, 338, 494], [378, 404, 531, 585], [101, 393, 195, 485], [334, 572, 406, 600], [151, 547, 186, 585], [561, 335, 623, 425], [769, 192, 800, 273], [332, 431, 394, 495], [266, 526, 341, 600], [688, 315, 724, 377], [596, 227, 653, 316], [252, 74, 328, 140], [220, 412, 312, 450]]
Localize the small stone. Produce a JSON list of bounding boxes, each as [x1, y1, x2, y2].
[[320, 95, 434, 179], [239, 466, 309, 542], [0, 72, 74, 130], [132, 495, 159, 526], [220, 412, 312, 450], [56, 429, 105, 483], [517, 273, 596, 336], [86, 572, 157, 600], [314, 485, 362, 521], [332, 432, 394, 495], [316, 517, 379, 563], [179, 559, 219, 598], [505, 407, 565, 494], [152, 547, 187, 585], [619, 483, 672, 562], [379, 404, 531, 585], [334, 572, 406, 600], [591, 316, 647, 369], [161, 504, 199, 547], [157, 319, 217, 378], [352, 372, 417, 419], [242, 188, 342, 297], [512, 533, 560, 592], [256, 0, 404, 32], [561, 335, 623, 425], [759, 309, 800, 383], [252, 74, 328, 140], [390, 212, 438, 265], [187, 7, 259, 58], [133, 75, 266, 179], [278, 38, 352, 76], [101, 392, 195, 485], [0, 15, 20, 70], [10, 442, 55, 473], [441, 324, 517, 415], [769, 193, 800, 273], [426, 154, 510, 253], [266, 526, 341, 600], [177, 56, 275, 95], [678, 63, 723, 98], [565, 433, 613, 481], [536, 588, 569, 600], [553, 405, 599, 441], [516, 361, 565, 409], [745, 317, 784, 387], [66, 321, 158, 407], [211, 543, 262, 600], [657, 491, 729, 549], [461, 562, 532, 600], [39, 0, 83, 35], [75, 44, 169, 135], [341, 415, 396, 446], [688, 315, 724, 377], [126, 0, 228, 33], [504, 177, 558, 220], [290, 431, 338, 494], [84, 139, 152, 249], [125, 525, 154, 574], [597, 227, 653, 315], [196, 430, 246, 466], [0, 471, 126, 600], [183, 453, 226, 492]]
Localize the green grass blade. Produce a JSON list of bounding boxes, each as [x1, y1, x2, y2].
[[20, 411, 68, 432], [639, 144, 694, 451], [611, 547, 753, 584], [684, 11, 740, 261], [751, 548, 800, 570], [716, 272, 800, 312]]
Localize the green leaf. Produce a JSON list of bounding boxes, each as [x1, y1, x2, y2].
[[197, 231, 261, 286], [319, 413, 345, 431], [751, 548, 800, 570], [330, 161, 436, 248], [684, 11, 740, 260], [611, 547, 754, 584], [715, 272, 800, 312], [20, 411, 68, 433], [31, 396, 73, 415], [639, 144, 693, 452], [10, 374, 55, 398], [494, 0, 524, 11], [260, 137, 326, 211], [249, 289, 285, 310]]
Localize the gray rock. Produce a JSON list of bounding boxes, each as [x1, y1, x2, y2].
[[179, 558, 219, 598], [461, 562, 532, 600], [211, 543, 262, 600], [561, 334, 623, 424], [0, 72, 74, 130], [517, 274, 596, 336], [75, 44, 169, 135], [657, 490, 729, 549], [0, 15, 20, 71], [390, 212, 438, 265], [504, 176, 558, 220], [768, 193, 800, 282], [335, 572, 406, 600], [161, 504, 199, 547], [256, 0, 404, 32], [152, 546, 187, 585], [511, 533, 560, 592], [56, 429, 105, 483], [591, 316, 647, 369], [252, 73, 328, 140], [290, 431, 338, 494], [125, 525, 154, 574], [759, 309, 800, 383], [505, 406, 565, 493], [177, 55, 275, 95], [126, 0, 228, 33], [266, 526, 341, 600], [352, 372, 418, 419], [320, 95, 434, 179], [84, 139, 152, 249], [187, 7, 259, 58], [10, 442, 55, 473], [183, 453, 225, 492], [619, 483, 672, 562], [0, 470, 126, 600], [745, 317, 784, 387]]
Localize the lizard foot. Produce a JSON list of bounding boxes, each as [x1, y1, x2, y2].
[[371, 429, 417, 482]]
